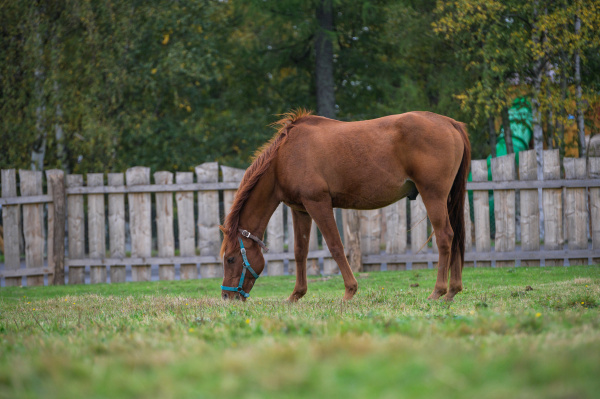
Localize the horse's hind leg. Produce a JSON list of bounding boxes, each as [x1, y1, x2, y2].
[[302, 199, 358, 301], [418, 191, 454, 300], [288, 209, 312, 302]]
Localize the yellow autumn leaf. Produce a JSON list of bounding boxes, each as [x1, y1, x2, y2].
[[162, 34, 170, 45]]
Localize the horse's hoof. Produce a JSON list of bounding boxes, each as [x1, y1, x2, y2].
[[427, 288, 447, 300]]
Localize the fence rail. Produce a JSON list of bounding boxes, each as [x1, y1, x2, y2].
[[1, 150, 599, 287]]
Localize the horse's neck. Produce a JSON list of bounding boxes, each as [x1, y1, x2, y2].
[[238, 168, 280, 240]]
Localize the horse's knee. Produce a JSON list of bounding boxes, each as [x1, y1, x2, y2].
[[436, 227, 454, 253]]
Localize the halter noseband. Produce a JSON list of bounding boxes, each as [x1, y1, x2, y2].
[[220, 229, 268, 298]]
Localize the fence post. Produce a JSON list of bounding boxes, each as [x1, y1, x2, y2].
[[155, 171, 175, 280], [385, 199, 407, 271], [126, 167, 152, 281], [47, 170, 65, 285], [589, 157, 600, 264], [19, 170, 45, 286], [492, 154, 516, 268], [519, 150, 540, 266], [360, 209, 382, 272], [88, 173, 107, 283], [196, 163, 221, 278], [2, 170, 21, 286], [410, 195, 428, 269], [107, 173, 126, 283], [176, 172, 197, 279], [542, 150, 564, 266], [67, 174, 85, 284], [267, 204, 284, 275], [564, 158, 588, 265], [463, 193, 474, 268], [471, 160, 491, 267]]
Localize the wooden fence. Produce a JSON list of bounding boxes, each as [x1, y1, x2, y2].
[[1, 150, 599, 286]]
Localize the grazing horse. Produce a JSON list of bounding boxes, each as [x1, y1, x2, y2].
[[220, 109, 471, 302]]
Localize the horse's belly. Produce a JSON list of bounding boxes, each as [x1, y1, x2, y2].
[[331, 179, 417, 210]]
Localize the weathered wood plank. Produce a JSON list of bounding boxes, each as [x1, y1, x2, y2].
[[363, 249, 594, 264], [56, 179, 600, 197], [65, 182, 240, 195], [267, 204, 284, 276], [196, 163, 221, 278], [519, 150, 540, 266], [67, 175, 85, 284], [359, 209, 381, 272], [221, 166, 245, 218], [19, 170, 45, 286], [342, 208, 361, 273], [285, 205, 296, 275], [2, 170, 22, 286], [176, 172, 197, 280], [472, 160, 491, 267], [64, 249, 335, 267], [155, 171, 175, 280], [0, 195, 52, 206], [47, 170, 65, 285], [107, 173, 126, 283], [542, 150, 564, 266], [385, 199, 407, 271], [322, 210, 339, 276], [564, 158, 588, 265], [0, 267, 54, 278], [590, 158, 600, 264], [87, 173, 107, 284], [126, 167, 152, 281], [492, 154, 516, 267], [463, 193, 474, 268], [410, 195, 428, 269]]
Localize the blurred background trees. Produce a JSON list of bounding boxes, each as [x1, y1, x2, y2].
[[1, 0, 599, 174]]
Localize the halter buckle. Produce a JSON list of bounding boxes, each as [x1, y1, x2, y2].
[[241, 229, 251, 238]]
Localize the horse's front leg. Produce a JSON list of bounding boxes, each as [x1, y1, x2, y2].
[[303, 199, 358, 301], [287, 209, 312, 302]]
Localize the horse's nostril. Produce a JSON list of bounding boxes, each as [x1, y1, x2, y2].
[[222, 293, 229, 300]]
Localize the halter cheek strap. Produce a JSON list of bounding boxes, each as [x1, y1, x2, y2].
[[220, 238, 261, 298]]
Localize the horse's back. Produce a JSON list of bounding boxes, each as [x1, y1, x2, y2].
[[276, 112, 466, 209]]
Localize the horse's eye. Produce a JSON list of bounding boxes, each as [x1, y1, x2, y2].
[[227, 257, 235, 264]]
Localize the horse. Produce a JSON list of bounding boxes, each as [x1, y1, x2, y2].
[[219, 109, 471, 302]]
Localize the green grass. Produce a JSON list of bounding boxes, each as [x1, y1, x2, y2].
[[1, 265, 599, 399]]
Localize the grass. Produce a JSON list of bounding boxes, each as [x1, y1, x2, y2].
[[1, 265, 599, 399]]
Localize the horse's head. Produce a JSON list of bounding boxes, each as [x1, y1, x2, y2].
[[220, 228, 266, 301]]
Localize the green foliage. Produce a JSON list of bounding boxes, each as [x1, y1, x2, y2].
[[1, 0, 599, 173]]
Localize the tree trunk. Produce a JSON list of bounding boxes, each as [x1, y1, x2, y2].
[[315, 0, 335, 119], [546, 86, 554, 149], [531, 1, 544, 179], [315, 0, 361, 271], [489, 117, 497, 158], [31, 5, 47, 172], [502, 106, 514, 154], [558, 51, 568, 159], [574, 13, 586, 158]]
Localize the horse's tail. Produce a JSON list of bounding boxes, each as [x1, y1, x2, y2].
[[448, 121, 471, 269]]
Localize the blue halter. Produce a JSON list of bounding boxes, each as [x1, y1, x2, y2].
[[220, 238, 260, 298]]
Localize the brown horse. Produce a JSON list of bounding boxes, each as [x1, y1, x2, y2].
[[220, 109, 471, 302]]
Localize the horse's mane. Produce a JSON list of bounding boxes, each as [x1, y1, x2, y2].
[[220, 108, 312, 257]]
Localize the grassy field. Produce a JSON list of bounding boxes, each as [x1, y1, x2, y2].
[[1, 265, 599, 399]]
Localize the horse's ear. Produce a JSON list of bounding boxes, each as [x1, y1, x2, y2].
[[219, 225, 226, 234]]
